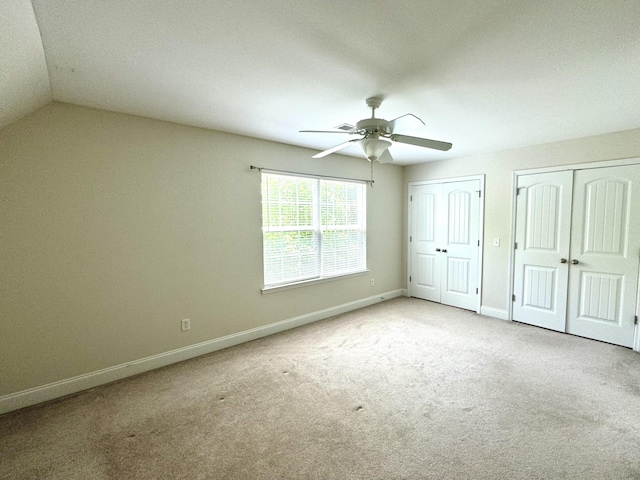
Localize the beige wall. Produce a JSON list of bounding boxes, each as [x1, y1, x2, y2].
[[0, 0, 51, 129], [0, 102, 404, 396], [404, 128, 640, 312]]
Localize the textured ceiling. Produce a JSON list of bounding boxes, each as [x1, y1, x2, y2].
[[8, 1, 640, 164]]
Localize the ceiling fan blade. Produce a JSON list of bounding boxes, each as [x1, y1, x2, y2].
[[312, 139, 360, 158], [377, 150, 394, 164], [391, 134, 452, 151], [388, 114, 424, 134]]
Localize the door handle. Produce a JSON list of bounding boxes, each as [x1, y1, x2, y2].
[[441, 249, 447, 253], [560, 258, 567, 263], [435, 248, 441, 252], [571, 259, 579, 265]]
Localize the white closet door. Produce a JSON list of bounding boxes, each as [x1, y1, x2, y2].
[[513, 171, 573, 331], [513, 165, 639, 348], [566, 165, 640, 347], [440, 180, 481, 311], [409, 179, 480, 311], [409, 183, 444, 303]]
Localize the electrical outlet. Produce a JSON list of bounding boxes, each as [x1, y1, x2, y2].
[[370, 278, 375, 287], [181, 318, 191, 332]]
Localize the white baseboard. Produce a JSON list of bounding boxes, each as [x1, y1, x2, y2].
[[0, 289, 404, 415], [480, 306, 509, 320]]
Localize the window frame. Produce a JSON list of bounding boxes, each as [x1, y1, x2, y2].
[[260, 171, 367, 293]]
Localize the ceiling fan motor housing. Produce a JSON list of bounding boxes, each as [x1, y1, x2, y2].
[[356, 118, 390, 135]]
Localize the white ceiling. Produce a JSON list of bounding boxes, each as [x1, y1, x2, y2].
[[5, 0, 640, 165]]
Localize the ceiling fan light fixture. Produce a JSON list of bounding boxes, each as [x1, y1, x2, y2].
[[359, 137, 391, 162]]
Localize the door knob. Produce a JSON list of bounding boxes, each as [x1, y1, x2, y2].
[[571, 259, 579, 264], [560, 258, 567, 263]]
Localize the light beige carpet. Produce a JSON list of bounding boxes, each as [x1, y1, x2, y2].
[[1, 297, 639, 479]]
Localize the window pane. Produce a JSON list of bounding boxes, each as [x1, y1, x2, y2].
[[263, 230, 319, 285], [321, 229, 366, 275], [321, 180, 366, 277], [262, 174, 315, 231]]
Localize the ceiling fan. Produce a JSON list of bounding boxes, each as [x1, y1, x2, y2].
[[300, 97, 452, 163]]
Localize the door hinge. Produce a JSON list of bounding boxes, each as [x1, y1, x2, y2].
[[410, 236, 412, 242], [516, 187, 524, 196], [410, 195, 413, 201], [476, 287, 478, 294], [477, 190, 481, 198], [477, 240, 480, 247], [409, 276, 412, 282], [512, 294, 516, 302], [635, 315, 638, 325], [514, 242, 518, 249]]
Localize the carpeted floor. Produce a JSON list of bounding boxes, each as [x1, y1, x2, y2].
[[1, 297, 639, 479]]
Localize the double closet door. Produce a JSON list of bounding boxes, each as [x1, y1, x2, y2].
[[513, 165, 640, 347], [409, 179, 481, 312]]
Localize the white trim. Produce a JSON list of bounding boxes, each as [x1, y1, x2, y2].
[[480, 306, 509, 320], [514, 156, 640, 176], [507, 170, 518, 322], [261, 270, 369, 294], [477, 175, 486, 314], [407, 174, 487, 186], [634, 271, 640, 352], [407, 175, 485, 314], [0, 289, 404, 415]]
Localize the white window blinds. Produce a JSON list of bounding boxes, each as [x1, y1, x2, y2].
[[262, 172, 366, 288]]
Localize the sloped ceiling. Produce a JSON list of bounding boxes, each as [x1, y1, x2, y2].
[[4, 1, 640, 164], [0, 0, 51, 130]]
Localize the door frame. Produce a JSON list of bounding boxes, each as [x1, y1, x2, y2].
[[408, 174, 485, 314], [508, 156, 640, 352]]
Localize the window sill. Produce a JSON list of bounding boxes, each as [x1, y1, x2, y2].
[[261, 270, 369, 295]]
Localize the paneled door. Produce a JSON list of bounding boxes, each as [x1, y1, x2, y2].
[[566, 166, 640, 347], [409, 183, 442, 303], [409, 179, 481, 311], [513, 165, 640, 347], [512, 171, 573, 331]]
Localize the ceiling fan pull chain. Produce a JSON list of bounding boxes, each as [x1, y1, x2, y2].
[[370, 160, 375, 188]]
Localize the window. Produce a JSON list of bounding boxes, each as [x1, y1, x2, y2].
[[261, 172, 366, 289]]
